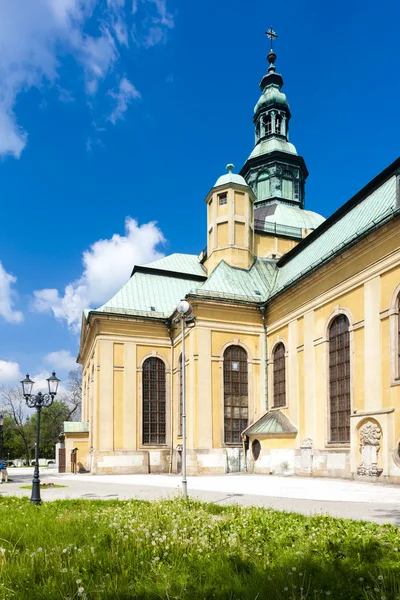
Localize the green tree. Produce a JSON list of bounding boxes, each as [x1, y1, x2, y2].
[[0, 387, 34, 464], [27, 401, 70, 458]]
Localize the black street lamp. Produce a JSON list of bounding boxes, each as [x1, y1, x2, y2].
[[20, 372, 60, 504], [0, 414, 4, 461]]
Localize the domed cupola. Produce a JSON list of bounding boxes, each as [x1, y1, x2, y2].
[[240, 30, 325, 245], [240, 29, 309, 211]]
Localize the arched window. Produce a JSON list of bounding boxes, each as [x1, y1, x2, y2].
[[282, 170, 294, 199], [142, 357, 166, 445], [264, 114, 272, 135], [275, 114, 281, 135], [273, 343, 286, 407], [179, 354, 183, 436], [223, 346, 248, 444], [329, 315, 351, 442], [257, 172, 272, 201]]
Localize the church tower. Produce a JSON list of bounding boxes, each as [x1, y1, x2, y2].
[[204, 163, 255, 274], [241, 29, 324, 249]]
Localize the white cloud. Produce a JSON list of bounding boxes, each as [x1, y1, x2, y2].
[[0, 0, 174, 158], [108, 77, 141, 124], [131, 0, 174, 47], [0, 360, 21, 384], [45, 350, 77, 371], [33, 217, 165, 329], [0, 262, 23, 324]]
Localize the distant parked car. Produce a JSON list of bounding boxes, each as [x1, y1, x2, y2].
[[30, 459, 55, 467]]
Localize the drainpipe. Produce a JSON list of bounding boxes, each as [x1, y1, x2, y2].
[[166, 320, 174, 473], [260, 305, 269, 412]]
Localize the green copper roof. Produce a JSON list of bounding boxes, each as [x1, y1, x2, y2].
[[243, 410, 298, 436], [255, 203, 325, 230], [213, 164, 248, 189], [274, 174, 398, 295], [139, 253, 206, 278], [254, 84, 289, 115], [194, 259, 277, 302], [94, 271, 201, 318], [247, 137, 298, 161]]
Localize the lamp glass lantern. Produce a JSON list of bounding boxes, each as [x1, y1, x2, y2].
[[176, 299, 191, 316], [21, 374, 35, 398], [47, 372, 60, 396]]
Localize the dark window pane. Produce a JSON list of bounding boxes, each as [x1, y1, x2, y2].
[[329, 315, 350, 442], [223, 346, 248, 444], [142, 357, 167, 445], [273, 343, 286, 408]]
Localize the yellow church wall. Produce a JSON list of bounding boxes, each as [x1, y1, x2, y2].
[[136, 344, 171, 366], [113, 343, 124, 367], [235, 192, 245, 216], [381, 317, 391, 408], [259, 436, 297, 450], [254, 233, 276, 257], [208, 199, 213, 223], [113, 370, 124, 449], [217, 200, 228, 218], [211, 330, 260, 359], [217, 222, 228, 247], [211, 360, 221, 448], [235, 222, 245, 246], [353, 328, 365, 412], [194, 301, 261, 328], [253, 233, 298, 259]]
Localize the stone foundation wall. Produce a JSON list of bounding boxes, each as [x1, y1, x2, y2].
[[91, 451, 149, 474], [248, 446, 351, 479]]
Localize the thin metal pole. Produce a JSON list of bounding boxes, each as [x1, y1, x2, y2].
[[181, 316, 187, 499], [0, 424, 3, 461], [31, 406, 42, 505]]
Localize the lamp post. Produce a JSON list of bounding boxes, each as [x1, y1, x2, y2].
[[176, 299, 195, 499], [0, 414, 4, 461], [20, 372, 60, 505]]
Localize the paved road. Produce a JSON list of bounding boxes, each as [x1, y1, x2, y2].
[[2, 468, 400, 526]]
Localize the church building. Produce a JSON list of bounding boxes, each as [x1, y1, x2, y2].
[[66, 35, 400, 483]]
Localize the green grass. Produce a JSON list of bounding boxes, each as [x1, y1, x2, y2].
[[0, 497, 400, 599], [19, 484, 66, 489]]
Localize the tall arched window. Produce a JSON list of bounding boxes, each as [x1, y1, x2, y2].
[[275, 114, 281, 135], [142, 357, 166, 445], [329, 315, 351, 442], [264, 114, 272, 135], [273, 343, 286, 408], [257, 172, 272, 201], [223, 346, 248, 444], [282, 170, 294, 199]]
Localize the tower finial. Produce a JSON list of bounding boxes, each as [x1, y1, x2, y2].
[[265, 27, 278, 73], [266, 27, 278, 51], [226, 163, 234, 173]]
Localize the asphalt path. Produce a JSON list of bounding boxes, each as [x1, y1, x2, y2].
[[2, 468, 400, 526]]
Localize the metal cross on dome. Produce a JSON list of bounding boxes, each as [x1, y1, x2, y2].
[[266, 27, 278, 50]]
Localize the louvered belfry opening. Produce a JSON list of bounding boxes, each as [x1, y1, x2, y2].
[[273, 342, 286, 407], [329, 315, 351, 443], [142, 357, 166, 445], [223, 345, 248, 444]]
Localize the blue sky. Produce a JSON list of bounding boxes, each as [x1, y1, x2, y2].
[[0, 0, 398, 390]]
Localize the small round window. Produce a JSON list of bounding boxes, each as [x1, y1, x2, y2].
[[252, 439, 261, 461]]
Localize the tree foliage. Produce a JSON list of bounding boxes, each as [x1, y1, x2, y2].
[[0, 367, 82, 460]]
